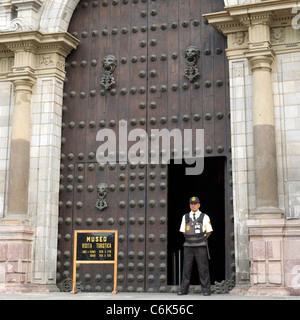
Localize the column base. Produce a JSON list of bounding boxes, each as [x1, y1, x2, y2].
[[245, 285, 290, 297], [251, 206, 283, 219], [1, 215, 31, 226]]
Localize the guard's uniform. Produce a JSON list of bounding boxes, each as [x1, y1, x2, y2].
[[179, 210, 213, 294]]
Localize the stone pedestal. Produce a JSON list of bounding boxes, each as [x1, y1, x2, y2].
[[283, 220, 300, 296], [0, 222, 35, 293], [246, 218, 289, 296], [0, 221, 59, 293]]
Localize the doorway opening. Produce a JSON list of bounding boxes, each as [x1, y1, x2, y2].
[[167, 157, 226, 285]]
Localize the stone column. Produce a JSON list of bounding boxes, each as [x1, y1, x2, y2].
[[0, 77, 36, 292], [245, 45, 287, 296], [6, 78, 34, 220], [249, 54, 282, 218], [244, 16, 287, 294]]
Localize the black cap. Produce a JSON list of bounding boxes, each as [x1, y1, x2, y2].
[[189, 196, 200, 203]]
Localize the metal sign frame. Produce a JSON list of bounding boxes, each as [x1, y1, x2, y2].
[[70, 230, 118, 294]]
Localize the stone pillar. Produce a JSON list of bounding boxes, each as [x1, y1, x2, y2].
[[0, 72, 36, 292], [249, 54, 282, 218], [243, 13, 288, 295], [245, 44, 287, 296], [241, 53, 288, 295], [6, 78, 34, 220]]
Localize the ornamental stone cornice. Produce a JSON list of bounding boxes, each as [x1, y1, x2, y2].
[[0, 30, 79, 56], [224, 0, 300, 16], [11, 0, 43, 12], [203, 0, 300, 59], [0, 30, 79, 81]]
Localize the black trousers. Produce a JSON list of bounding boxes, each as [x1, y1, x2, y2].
[[180, 246, 210, 293]]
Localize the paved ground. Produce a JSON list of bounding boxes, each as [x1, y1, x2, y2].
[[0, 291, 299, 300]]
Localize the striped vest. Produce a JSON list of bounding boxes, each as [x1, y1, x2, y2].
[[183, 212, 207, 247]]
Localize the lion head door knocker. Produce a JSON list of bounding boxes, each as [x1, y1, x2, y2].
[[183, 46, 200, 83], [95, 183, 108, 211], [100, 54, 117, 91]]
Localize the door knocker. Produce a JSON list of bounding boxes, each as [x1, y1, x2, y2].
[[95, 182, 108, 211], [183, 46, 200, 83], [100, 54, 117, 91]]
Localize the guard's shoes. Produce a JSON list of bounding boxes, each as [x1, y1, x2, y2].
[[177, 291, 188, 296], [203, 291, 211, 296]]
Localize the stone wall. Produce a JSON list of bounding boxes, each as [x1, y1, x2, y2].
[[205, 1, 300, 295], [274, 53, 300, 219], [0, 26, 79, 291]]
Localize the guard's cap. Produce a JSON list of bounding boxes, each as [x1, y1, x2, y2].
[[189, 196, 200, 203]]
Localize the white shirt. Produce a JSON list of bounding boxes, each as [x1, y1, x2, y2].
[[179, 210, 213, 234]]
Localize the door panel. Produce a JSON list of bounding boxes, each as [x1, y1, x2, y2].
[[58, 0, 233, 293]]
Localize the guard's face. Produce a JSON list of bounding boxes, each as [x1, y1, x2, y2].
[[190, 202, 200, 212]]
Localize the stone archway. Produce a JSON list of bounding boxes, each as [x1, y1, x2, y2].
[[37, 0, 265, 34], [39, 0, 80, 33]]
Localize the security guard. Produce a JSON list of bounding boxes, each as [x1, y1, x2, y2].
[[177, 196, 212, 296]]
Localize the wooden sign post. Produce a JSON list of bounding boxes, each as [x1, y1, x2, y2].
[[70, 230, 118, 294]]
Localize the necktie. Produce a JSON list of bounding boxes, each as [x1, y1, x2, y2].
[[192, 213, 195, 226]]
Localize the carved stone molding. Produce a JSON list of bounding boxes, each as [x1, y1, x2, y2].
[[0, 1, 43, 32], [0, 30, 79, 80], [0, 18, 33, 33], [203, 1, 300, 59]]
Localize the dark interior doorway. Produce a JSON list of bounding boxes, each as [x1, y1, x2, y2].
[[167, 157, 226, 285]]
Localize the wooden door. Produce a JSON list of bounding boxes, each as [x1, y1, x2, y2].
[[58, 0, 233, 293]]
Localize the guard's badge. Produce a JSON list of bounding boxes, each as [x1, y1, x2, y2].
[[186, 226, 190, 231], [192, 197, 196, 201]]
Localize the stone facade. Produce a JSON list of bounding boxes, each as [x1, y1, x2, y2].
[[0, 1, 79, 291], [205, 0, 300, 295], [0, 0, 299, 295]]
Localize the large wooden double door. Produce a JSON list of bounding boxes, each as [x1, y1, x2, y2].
[[58, 0, 233, 293]]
